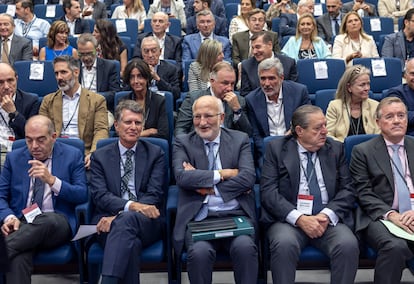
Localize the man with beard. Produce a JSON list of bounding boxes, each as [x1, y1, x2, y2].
[[316, 0, 343, 44], [39, 55, 108, 169], [245, 57, 310, 166]]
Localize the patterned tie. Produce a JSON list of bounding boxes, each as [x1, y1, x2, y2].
[[306, 152, 323, 214], [32, 177, 45, 210], [2, 38, 9, 64], [194, 142, 217, 221], [121, 149, 137, 201], [391, 145, 411, 213]]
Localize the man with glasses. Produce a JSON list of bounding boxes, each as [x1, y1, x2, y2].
[[175, 61, 251, 136], [173, 95, 258, 284], [316, 0, 343, 44], [39, 55, 108, 169], [350, 97, 414, 284], [77, 33, 120, 114]]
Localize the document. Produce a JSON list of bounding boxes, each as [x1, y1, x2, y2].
[[71, 225, 97, 241], [380, 220, 414, 241]]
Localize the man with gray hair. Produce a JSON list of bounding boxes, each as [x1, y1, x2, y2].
[[261, 104, 359, 284], [77, 33, 120, 114], [279, 0, 315, 37], [246, 57, 310, 166]]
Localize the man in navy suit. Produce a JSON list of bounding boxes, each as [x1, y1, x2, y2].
[[173, 95, 258, 284], [182, 10, 231, 61], [280, 0, 314, 37], [240, 31, 297, 96], [185, 0, 225, 19], [0, 115, 88, 284], [261, 104, 359, 284], [246, 57, 310, 166], [186, 0, 227, 37], [90, 100, 166, 284], [141, 36, 181, 101], [77, 33, 120, 113], [60, 0, 90, 36], [133, 12, 182, 64]]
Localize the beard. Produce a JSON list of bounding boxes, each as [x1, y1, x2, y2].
[[58, 76, 76, 92]]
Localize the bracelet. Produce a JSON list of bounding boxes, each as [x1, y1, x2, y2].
[[218, 170, 224, 181]]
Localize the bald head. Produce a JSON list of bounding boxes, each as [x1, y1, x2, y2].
[[25, 115, 57, 161], [151, 12, 170, 36]]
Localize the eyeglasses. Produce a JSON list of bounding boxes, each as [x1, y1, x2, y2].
[[193, 113, 222, 121], [78, 51, 96, 57]]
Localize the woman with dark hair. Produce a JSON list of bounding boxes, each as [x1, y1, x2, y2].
[[39, 21, 78, 60], [118, 59, 168, 140], [228, 0, 256, 43], [93, 19, 128, 76]]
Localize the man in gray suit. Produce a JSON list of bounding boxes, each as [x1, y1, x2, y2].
[[342, 0, 378, 17], [350, 97, 414, 284], [0, 13, 32, 65], [316, 0, 343, 44], [173, 95, 258, 284], [382, 8, 414, 71], [175, 61, 251, 136], [261, 104, 359, 284]]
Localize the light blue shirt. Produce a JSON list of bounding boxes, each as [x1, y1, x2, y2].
[[14, 16, 50, 48], [118, 141, 138, 212]]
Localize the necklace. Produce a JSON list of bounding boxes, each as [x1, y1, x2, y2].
[[53, 45, 68, 58], [350, 37, 361, 52]]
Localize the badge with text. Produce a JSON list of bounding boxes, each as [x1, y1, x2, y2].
[[410, 194, 414, 211], [297, 194, 314, 215], [22, 203, 42, 223]]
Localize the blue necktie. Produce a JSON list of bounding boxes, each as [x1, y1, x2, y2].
[[334, 18, 340, 35], [33, 177, 44, 209], [194, 142, 216, 221], [306, 152, 323, 214], [121, 149, 137, 201], [391, 145, 411, 213]]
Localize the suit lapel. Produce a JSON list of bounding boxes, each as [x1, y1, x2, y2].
[[254, 91, 270, 136], [192, 134, 209, 170], [134, 141, 147, 196], [405, 137, 414, 185], [77, 88, 89, 139], [374, 137, 395, 193], [318, 142, 336, 200], [52, 91, 64, 135], [282, 139, 301, 196]]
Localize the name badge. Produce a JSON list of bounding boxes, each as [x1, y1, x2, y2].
[[22, 203, 42, 223], [410, 194, 414, 211], [7, 136, 15, 152], [297, 194, 313, 215]]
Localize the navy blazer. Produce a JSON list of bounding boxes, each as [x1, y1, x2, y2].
[[90, 139, 166, 223], [186, 15, 228, 37], [240, 52, 298, 96], [59, 16, 90, 35], [279, 13, 297, 37], [155, 60, 181, 101], [133, 32, 183, 64], [386, 84, 414, 135], [10, 89, 40, 140], [260, 135, 356, 229], [0, 142, 88, 235], [172, 128, 256, 256], [341, 1, 378, 16], [182, 33, 232, 61], [246, 80, 310, 164]]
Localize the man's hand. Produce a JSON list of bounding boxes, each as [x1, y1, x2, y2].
[[84, 153, 91, 169], [1, 217, 20, 236], [388, 211, 414, 234], [28, 160, 56, 186], [196, 188, 215, 195], [1, 95, 16, 114], [96, 216, 116, 234], [222, 92, 241, 112], [129, 202, 160, 219], [183, 161, 195, 170], [219, 169, 239, 180], [296, 214, 329, 239], [141, 128, 158, 137], [149, 65, 160, 81]]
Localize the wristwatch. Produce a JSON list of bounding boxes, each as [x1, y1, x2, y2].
[[8, 111, 18, 120], [233, 108, 242, 115]]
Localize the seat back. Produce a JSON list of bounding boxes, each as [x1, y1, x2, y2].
[[314, 89, 336, 114], [34, 4, 64, 21], [144, 18, 182, 37], [362, 17, 394, 44], [225, 3, 239, 26], [108, 18, 138, 51], [343, 134, 378, 164], [182, 59, 194, 93]]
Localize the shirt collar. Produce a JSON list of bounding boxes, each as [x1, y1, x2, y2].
[[62, 85, 82, 99], [118, 141, 138, 156]]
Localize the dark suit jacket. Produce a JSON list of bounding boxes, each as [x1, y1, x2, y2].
[[118, 91, 168, 140], [186, 14, 228, 37], [232, 30, 280, 69], [341, 1, 378, 16], [182, 33, 232, 61], [155, 60, 181, 101], [350, 135, 414, 232], [59, 16, 90, 35], [185, 0, 225, 19], [10, 89, 40, 140], [382, 31, 405, 71], [90, 139, 166, 223], [316, 12, 344, 44], [175, 88, 252, 136], [4, 35, 33, 66], [172, 128, 256, 255], [386, 84, 414, 135], [80, 0, 108, 20], [79, 58, 120, 113], [133, 32, 183, 64], [240, 52, 298, 96], [0, 141, 88, 235], [260, 135, 356, 229], [279, 13, 297, 37], [245, 81, 310, 164]]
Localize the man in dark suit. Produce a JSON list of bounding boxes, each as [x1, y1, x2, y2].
[[173, 95, 257, 284], [77, 33, 120, 114], [175, 61, 251, 136], [185, 0, 225, 19], [0, 13, 32, 65], [141, 36, 181, 101], [246, 57, 310, 166], [186, 0, 227, 37], [90, 99, 166, 284], [80, 0, 107, 20], [0, 115, 88, 284], [133, 12, 182, 64], [182, 10, 231, 61], [341, 0, 378, 17], [232, 9, 280, 70], [240, 31, 297, 96], [261, 104, 359, 284], [350, 97, 414, 284], [279, 0, 314, 37], [316, 0, 343, 44], [60, 0, 90, 36]]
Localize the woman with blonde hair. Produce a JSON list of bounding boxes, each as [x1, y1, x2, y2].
[[332, 11, 378, 65], [39, 21, 78, 60], [188, 39, 224, 92], [111, 0, 146, 32], [326, 64, 380, 142], [281, 13, 331, 60]]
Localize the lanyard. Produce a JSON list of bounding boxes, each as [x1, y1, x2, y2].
[[62, 98, 80, 134], [0, 112, 13, 133]]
